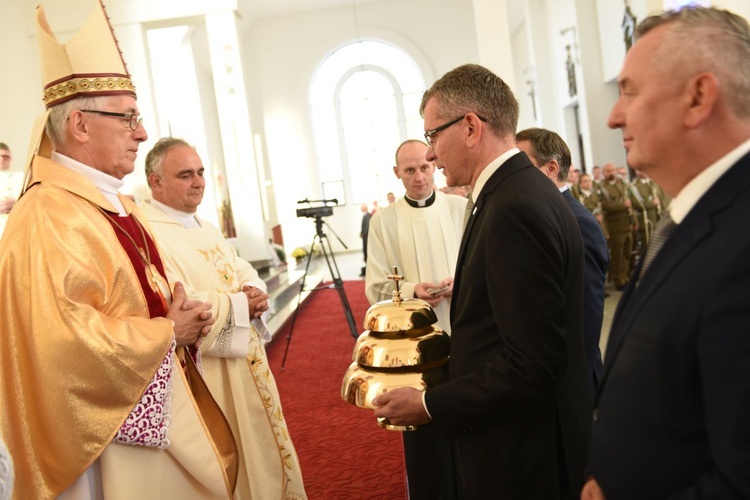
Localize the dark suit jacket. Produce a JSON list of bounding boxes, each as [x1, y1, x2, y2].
[[361, 211, 371, 260], [590, 151, 750, 499], [426, 152, 591, 499], [563, 188, 608, 394]]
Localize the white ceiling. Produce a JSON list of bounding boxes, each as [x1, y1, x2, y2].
[[240, 0, 524, 31], [18, 0, 524, 39], [239, 0, 384, 19]]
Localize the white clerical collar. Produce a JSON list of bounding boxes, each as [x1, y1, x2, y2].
[[404, 190, 436, 208], [670, 136, 750, 224], [150, 198, 201, 229], [51, 151, 126, 215], [473, 148, 520, 200]]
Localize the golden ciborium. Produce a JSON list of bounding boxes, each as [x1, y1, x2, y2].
[[341, 267, 450, 430]]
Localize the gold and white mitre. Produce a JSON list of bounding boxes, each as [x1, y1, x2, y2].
[[37, 0, 135, 108], [25, 0, 136, 184]]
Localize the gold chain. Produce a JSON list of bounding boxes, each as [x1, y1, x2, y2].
[[86, 200, 152, 266], [83, 199, 171, 311]]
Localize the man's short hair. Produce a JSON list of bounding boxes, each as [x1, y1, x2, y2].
[[45, 96, 106, 148], [0, 143, 9, 151], [145, 137, 194, 183], [419, 64, 519, 139], [516, 127, 571, 183], [636, 6, 750, 119]]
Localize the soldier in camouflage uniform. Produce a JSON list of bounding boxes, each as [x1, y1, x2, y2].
[[577, 173, 607, 237], [568, 168, 581, 199], [600, 163, 634, 290], [628, 170, 665, 256]]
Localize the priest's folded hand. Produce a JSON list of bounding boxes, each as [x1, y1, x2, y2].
[[243, 285, 270, 318], [169, 282, 215, 346]]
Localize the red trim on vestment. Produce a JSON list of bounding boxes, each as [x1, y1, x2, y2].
[[102, 214, 169, 318]]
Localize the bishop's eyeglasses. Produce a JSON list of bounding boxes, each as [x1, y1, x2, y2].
[[80, 109, 143, 131]]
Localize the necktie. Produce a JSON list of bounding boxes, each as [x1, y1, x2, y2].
[[463, 194, 474, 228], [638, 211, 676, 284]]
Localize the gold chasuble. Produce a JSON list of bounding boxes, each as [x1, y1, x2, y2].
[[0, 157, 235, 499], [140, 200, 307, 499]]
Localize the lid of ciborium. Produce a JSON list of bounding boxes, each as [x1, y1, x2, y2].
[[363, 267, 438, 333]]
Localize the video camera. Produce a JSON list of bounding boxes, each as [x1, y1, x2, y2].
[[296, 198, 337, 218]]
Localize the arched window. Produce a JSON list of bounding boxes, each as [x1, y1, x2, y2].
[[310, 40, 426, 207]]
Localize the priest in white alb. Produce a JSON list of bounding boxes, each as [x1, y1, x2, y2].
[[364, 139, 466, 499], [139, 137, 307, 500], [365, 139, 466, 333]]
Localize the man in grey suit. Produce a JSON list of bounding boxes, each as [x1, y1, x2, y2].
[[516, 127, 609, 395], [372, 64, 590, 499], [583, 6, 750, 499]]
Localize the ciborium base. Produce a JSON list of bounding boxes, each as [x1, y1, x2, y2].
[[377, 417, 417, 432]]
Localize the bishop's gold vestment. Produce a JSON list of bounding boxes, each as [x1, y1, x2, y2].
[[0, 157, 233, 499]]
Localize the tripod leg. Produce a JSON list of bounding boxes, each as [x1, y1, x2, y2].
[[280, 234, 318, 369], [319, 233, 359, 339]]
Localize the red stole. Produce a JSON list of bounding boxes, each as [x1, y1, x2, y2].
[[103, 213, 169, 318]]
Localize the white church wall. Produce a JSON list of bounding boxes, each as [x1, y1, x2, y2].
[[4, 0, 747, 258], [0, 1, 47, 170], [241, 0, 479, 254], [0, 0, 237, 175], [713, 0, 750, 20], [512, 19, 538, 132]]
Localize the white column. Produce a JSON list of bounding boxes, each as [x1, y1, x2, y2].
[[204, 10, 267, 262], [472, 0, 517, 93], [573, 0, 627, 169], [524, 0, 562, 132]]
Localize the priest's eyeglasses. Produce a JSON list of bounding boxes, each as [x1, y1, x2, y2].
[[80, 110, 143, 131], [424, 114, 487, 146]]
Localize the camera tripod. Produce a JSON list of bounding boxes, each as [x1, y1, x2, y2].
[[280, 215, 358, 369]]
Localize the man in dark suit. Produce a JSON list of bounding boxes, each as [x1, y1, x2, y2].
[[359, 203, 372, 276], [583, 6, 750, 499], [372, 64, 591, 499], [516, 128, 609, 394]]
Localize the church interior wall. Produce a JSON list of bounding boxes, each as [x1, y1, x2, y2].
[[512, 20, 537, 133], [718, 0, 750, 20], [572, 0, 626, 172], [0, 1, 47, 170], [241, 0, 479, 253], [471, 0, 517, 96], [521, 0, 563, 135], [1, 0, 748, 257]]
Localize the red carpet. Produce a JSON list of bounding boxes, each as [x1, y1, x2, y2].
[[267, 280, 407, 500]]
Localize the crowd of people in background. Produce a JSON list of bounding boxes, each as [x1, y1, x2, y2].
[[369, 155, 662, 299], [566, 161, 667, 291]]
